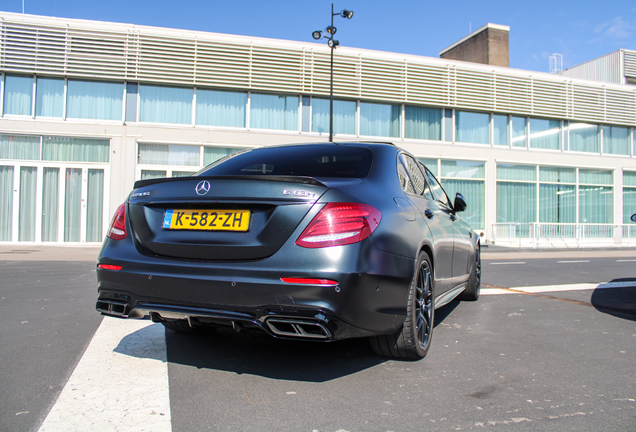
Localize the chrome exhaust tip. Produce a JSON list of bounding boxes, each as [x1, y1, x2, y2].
[[266, 318, 331, 339]]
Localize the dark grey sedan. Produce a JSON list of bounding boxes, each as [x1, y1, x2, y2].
[[96, 142, 480, 359]]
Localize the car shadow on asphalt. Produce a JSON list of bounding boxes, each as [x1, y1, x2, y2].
[[155, 302, 458, 382], [590, 278, 636, 322]]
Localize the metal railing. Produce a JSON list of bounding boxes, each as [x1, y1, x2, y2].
[[492, 223, 636, 248]]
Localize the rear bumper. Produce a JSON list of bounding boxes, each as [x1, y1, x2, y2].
[[96, 238, 414, 341]]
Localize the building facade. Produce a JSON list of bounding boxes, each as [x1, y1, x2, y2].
[[1, 13, 635, 246]]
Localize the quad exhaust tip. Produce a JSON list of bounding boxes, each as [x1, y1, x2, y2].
[[96, 300, 128, 316], [266, 318, 331, 339]]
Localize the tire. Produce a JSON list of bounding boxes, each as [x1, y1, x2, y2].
[[161, 319, 201, 334], [371, 251, 434, 360], [458, 242, 481, 301]]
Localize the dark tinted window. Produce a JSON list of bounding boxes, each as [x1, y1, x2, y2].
[[196, 145, 373, 178]]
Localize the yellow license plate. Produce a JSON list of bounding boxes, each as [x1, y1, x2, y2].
[[162, 209, 250, 231]]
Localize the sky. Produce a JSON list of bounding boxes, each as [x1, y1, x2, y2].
[[2, 0, 635, 73]]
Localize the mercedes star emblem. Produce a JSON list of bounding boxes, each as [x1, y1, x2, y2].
[[195, 180, 211, 196]]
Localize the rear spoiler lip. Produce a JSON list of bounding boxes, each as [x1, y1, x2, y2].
[[133, 175, 327, 190]]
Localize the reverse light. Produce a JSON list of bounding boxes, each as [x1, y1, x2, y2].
[[97, 264, 123, 271], [281, 277, 338, 285], [296, 203, 382, 248], [106, 203, 127, 240]]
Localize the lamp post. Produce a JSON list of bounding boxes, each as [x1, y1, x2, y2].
[[312, 4, 353, 142]]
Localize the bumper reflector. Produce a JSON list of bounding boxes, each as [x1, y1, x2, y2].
[[98, 264, 123, 271], [280, 277, 338, 285]]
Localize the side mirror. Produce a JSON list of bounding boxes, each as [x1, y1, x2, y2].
[[453, 193, 467, 213], [631, 214, 636, 223]]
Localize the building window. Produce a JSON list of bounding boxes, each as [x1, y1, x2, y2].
[[35, 77, 64, 118], [67, 79, 123, 120], [0, 134, 41, 160], [493, 114, 509, 146], [539, 167, 576, 223], [455, 111, 490, 145], [529, 118, 560, 150], [404, 106, 442, 140], [311, 98, 356, 135], [578, 169, 613, 224], [4, 75, 33, 116], [569, 122, 599, 153], [496, 164, 537, 225], [624, 171, 636, 224], [440, 160, 485, 230], [42, 137, 110, 163], [196, 88, 247, 128], [250, 93, 298, 131], [203, 146, 246, 166], [418, 158, 438, 177], [359, 102, 400, 138], [602, 125, 629, 155], [511, 116, 527, 147], [139, 84, 193, 125], [138, 143, 199, 166]]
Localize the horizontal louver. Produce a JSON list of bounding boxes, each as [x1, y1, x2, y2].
[[1, 14, 635, 126]]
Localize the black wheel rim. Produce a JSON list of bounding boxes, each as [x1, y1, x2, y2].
[[415, 261, 433, 348]]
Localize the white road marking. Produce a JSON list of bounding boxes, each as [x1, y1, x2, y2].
[[482, 281, 636, 295], [489, 262, 526, 265], [38, 317, 171, 432], [616, 259, 636, 262], [557, 260, 590, 263]]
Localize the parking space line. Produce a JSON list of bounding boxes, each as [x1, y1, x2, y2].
[[616, 259, 636, 262], [488, 262, 526, 265], [38, 317, 171, 432]]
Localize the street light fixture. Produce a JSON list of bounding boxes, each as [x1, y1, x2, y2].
[[312, 4, 353, 142]]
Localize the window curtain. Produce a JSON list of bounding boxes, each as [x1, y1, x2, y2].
[[0, 134, 41, 160], [311, 98, 356, 135], [140, 84, 193, 125], [405, 106, 442, 140], [86, 169, 104, 243], [442, 179, 485, 230], [497, 164, 536, 182], [511, 116, 527, 147], [141, 170, 166, 180], [493, 115, 509, 146], [4, 75, 33, 116], [138, 144, 199, 166], [455, 111, 489, 144], [18, 166, 37, 242], [67, 80, 123, 120], [359, 102, 400, 138], [0, 166, 14, 241], [196, 88, 246, 127], [203, 146, 245, 166], [171, 171, 196, 177], [539, 184, 576, 223], [42, 137, 109, 163], [603, 126, 629, 155], [624, 187, 636, 224], [569, 122, 599, 153], [250, 93, 298, 131], [579, 186, 613, 223], [580, 169, 612, 185], [497, 182, 536, 223], [418, 158, 438, 177], [539, 166, 576, 183], [35, 77, 64, 118], [42, 167, 59, 242], [529, 118, 560, 150], [64, 168, 82, 242]]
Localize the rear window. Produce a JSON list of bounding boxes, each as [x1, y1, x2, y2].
[[196, 145, 373, 178]]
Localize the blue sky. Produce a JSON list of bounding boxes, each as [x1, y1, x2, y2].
[[3, 0, 635, 72]]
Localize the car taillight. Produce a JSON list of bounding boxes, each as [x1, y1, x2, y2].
[[106, 203, 127, 240], [296, 203, 382, 248]]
